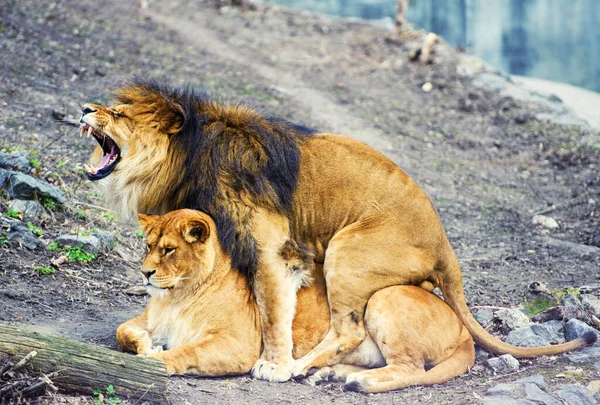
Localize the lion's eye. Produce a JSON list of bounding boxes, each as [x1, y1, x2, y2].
[[164, 247, 175, 256], [146, 244, 151, 252]]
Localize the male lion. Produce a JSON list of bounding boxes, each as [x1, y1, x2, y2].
[[82, 81, 596, 381], [117, 209, 478, 393]]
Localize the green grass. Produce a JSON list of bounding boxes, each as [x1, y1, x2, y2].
[[103, 212, 118, 221], [27, 222, 43, 237], [76, 210, 87, 219], [93, 385, 121, 404], [42, 198, 56, 210], [0, 232, 8, 247], [4, 209, 21, 219], [29, 151, 40, 169], [34, 266, 55, 276], [47, 243, 98, 263], [135, 230, 145, 238], [523, 287, 581, 316]]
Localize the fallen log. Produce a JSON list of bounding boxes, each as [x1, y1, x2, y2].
[[0, 324, 166, 403]]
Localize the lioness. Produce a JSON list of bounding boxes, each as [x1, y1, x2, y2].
[[82, 82, 596, 381], [117, 209, 477, 393]]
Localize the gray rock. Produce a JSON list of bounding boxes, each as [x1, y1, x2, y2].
[[7, 199, 43, 220], [567, 347, 600, 363], [506, 324, 553, 347], [0, 150, 31, 172], [563, 294, 586, 321], [515, 374, 548, 391], [580, 285, 600, 294], [532, 215, 559, 229], [55, 235, 101, 254], [483, 398, 536, 405], [523, 383, 561, 405], [93, 231, 117, 251], [2, 170, 65, 203], [475, 309, 494, 327], [485, 354, 520, 374], [495, 308, 531, 332], [0, 217, 42, 250], [581, 294, 600, 317], [531, 320, 566, 344], [565, 319, 600, 341], [486, 383, 523, 396], [555, 384, 597, 405]]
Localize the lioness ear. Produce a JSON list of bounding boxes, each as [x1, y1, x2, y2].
[[138, 214, 159, 234], [182, 219, 210, 244]]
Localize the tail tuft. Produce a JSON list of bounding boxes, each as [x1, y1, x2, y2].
[[343, 381, 362, 393], [582, 331, 598, 346]]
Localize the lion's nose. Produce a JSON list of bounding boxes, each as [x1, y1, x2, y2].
[[81, 105, 97, 115], [141, 270, 156, 280]]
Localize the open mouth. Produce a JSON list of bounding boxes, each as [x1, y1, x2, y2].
[[80, 124, 121, 181]]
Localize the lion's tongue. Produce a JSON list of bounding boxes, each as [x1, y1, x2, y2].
[[98, 145, 117, 169]]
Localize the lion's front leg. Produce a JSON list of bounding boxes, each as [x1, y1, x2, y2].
[[116, 310, 154, 355], [249, 210, 298, 382]]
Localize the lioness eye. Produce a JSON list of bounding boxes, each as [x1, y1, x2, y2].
[[164, 247, 175, 256], [146, 244, 151, 252]]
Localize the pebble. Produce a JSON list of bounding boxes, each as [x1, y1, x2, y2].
[[484, 354, 520, 374], [555, 384, 597, 405], [0, 150, 31, 172], [421, 82, 433, 92], [532, 215, 559, 229], [563, 294, 586, 321], [515, 374, 548, 391], [475, 309, 494, 327], [581, 295, 600, 317], [566, 347, 600, 363], [7, 199, 43, 220], [565, 319, 600, 341], [495, 308, 531, 332], [0, 217, 43, 250], [586, 380, 600, 396]]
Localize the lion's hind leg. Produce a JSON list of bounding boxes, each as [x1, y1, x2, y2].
[[344, 329, 475, 393], [305, 364, 368, 386]]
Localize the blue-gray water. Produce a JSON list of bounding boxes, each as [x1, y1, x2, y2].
[[264, 0, 600, 93]]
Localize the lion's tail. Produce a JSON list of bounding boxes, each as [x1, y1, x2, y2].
[[437, 236, 597, 358], [344, 329, 475, 393]]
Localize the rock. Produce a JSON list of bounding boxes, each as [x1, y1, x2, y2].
[[0, 150, 31, 172], [0, 217, 42, 250], [475, 309, 494, 327], [495, 308, 531, 332], [55, 235, 101, 254], [93, 231, 117, 251], [531, 320, 566, 344], [475, 345, 491, 361], [1, 169, 66, 203], [579, 285, 600, 294], [565, 319, 600, 341], [506, 324, 553, 347], [563, 294, 587, 321], [523, 383, 561, 405], [124, 286, 148, 296], [586, 380, 600, 397], [486, 383, 523, 396], [515, 374, 548, 391], [567, 347, 600, 363], [7, 199, 43, 220], [532, 215, 559, 229], [484, 354, 520, 374], [555, 384, 597, 405], [421, 82, 433, 92], [581, 295, 600, 317], [532, 306, 565, 323], [483, 398, 536, 405]]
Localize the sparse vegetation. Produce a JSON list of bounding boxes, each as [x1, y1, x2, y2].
[[42, 198, 56, 210], [47, 242, 98, 263], [93, 385, 122, 404], [103, 212, 118, 221], [76, 210, 87, 219], [27, 222, 43, 237], [29, 150, 41, 169], [4, 209, 21, 219], [34, 265, 55, 276]]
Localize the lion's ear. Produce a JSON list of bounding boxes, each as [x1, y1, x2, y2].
[[182, 219, 210, 244], [138, 214, 159, 234], [159, 103, 184, 135]]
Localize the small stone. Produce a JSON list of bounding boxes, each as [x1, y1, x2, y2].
[[563, 294, 587, 321], [482, 398, 536, 405], [486, 383, 523, 396], [532, 215, 559, 229], [495, 308, 531, 332], [475, 309, 494, 327], [421, 82, 433, 92], [566, 347, 600, 363], [581, 295, 600, 317], [523, 383, 561, 405], [586, 380, 600, 396], [565, 319, 600, 341], [93, 231, 117, 251], [2, 170, 66, 203], [506, 324, 552, 347], [485, 354, 520, 374], [55, 235, 101, 254], [531, 306, 565, 323], [7, 199, 43, 220], [579, 285, 600, 294], [515, 374, 548, 391], [555, 384, 597, 405], [0, 150, 31, 172], [0, 217, 42, 250]]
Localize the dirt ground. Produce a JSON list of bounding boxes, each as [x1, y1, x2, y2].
[[0, 0, 599, 403]]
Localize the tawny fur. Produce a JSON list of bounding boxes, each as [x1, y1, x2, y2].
[[86, 83, 596, 382], [117, 209, 475, 393]]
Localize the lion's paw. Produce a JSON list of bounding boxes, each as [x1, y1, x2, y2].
[[304, 367, 335, 386], [251, 359, 294, 382]]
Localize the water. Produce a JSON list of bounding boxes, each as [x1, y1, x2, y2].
[[263, 0, 600, 93]]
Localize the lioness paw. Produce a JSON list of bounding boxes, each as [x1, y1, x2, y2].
[[251, 359, 294, 382]]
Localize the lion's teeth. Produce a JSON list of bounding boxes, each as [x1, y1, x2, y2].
[[79, 127, 84, 137], [87, 126, 93, 137]]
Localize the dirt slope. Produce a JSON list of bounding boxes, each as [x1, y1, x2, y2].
[[0, 0, 599, 403]]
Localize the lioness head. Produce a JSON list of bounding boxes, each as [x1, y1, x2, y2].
[[79, 81, 185, 182], [137, 209, 220, 298]]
